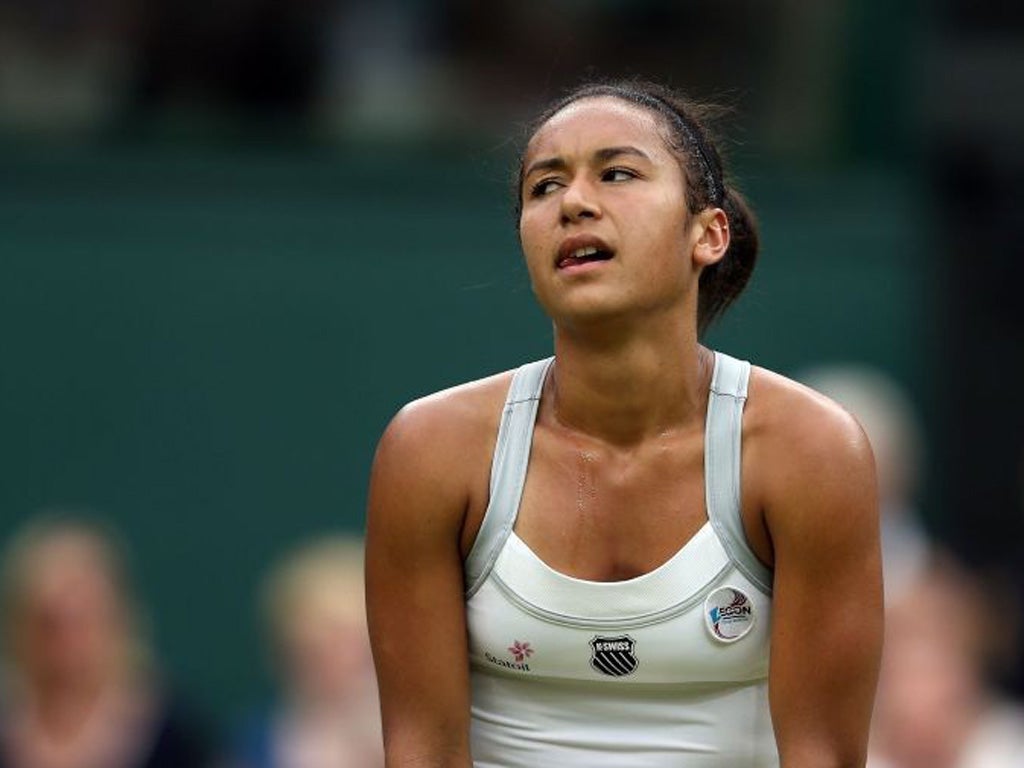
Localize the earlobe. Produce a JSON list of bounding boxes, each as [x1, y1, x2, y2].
[[693, 209, 730, 267]]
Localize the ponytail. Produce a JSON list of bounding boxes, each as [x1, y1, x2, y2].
[[698, 186, 760, 334]]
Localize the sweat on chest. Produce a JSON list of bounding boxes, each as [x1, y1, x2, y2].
[[514, 429, 708, 580]]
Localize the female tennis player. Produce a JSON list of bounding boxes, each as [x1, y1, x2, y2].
[[365, 80, 883, 767]]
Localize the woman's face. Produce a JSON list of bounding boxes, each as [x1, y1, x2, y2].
[[278, 591, 373, 705], [12, 533, 127, 687], [518, 96, 702, 327]]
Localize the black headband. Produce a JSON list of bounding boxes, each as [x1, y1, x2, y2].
[[627, 91, 725, 207]]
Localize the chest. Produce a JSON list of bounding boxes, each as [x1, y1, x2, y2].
[[514, 426, 707, 581]]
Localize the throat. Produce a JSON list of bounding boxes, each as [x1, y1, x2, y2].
[[545, 346, 714, 447]]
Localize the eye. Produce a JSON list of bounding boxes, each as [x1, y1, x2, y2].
[[602, 167, 638, 183], [529, 178, 562, 198]]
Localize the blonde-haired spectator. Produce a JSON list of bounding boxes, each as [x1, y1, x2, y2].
[[868, 556, 1024, 768], [229, 535, 382, 768]]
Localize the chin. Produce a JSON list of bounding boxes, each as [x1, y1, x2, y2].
[[545, 302, 638, 332], [535, 280, 620, 314]]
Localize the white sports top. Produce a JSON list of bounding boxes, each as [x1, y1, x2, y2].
[[464, 352, 778, 767]]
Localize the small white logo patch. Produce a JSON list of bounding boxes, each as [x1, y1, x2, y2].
[[704, 586, 755, 643]]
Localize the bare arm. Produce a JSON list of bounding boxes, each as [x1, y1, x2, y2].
[[365, 400, 480, 768], [756, 391, 884, 768]]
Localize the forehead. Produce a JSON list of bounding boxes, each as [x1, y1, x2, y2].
[[20, 534, 112, 582], [525, 96, 671, 164]]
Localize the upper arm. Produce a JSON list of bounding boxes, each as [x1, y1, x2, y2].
[[755, 388, 884, 767], [365, 399, 480, 767]]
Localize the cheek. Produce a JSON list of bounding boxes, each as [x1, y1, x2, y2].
[[624, 200, 689, 266], [650, 188, 689, 237], [518, 212, 549, 272]]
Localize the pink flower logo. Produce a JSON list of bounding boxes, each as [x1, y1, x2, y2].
[[507, 640, 534, 663]]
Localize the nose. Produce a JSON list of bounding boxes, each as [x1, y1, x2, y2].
[[560, 177, 601, 224]]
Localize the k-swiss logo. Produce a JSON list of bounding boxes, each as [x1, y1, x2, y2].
[[589, 634, 639, 677], [704, 586, 756, 643]]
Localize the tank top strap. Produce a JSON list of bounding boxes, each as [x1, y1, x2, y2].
[[705, 351, 774, 595], [464, 357, 553, 597]]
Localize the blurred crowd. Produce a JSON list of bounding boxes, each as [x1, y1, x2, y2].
[[0, 0, 923, 160], [0, 518, 382, 768], [801, 366, 1024, 768]]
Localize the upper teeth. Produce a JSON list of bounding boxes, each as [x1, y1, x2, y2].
[[572, 246, 599, 259]]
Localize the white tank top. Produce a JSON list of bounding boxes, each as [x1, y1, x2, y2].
[[464, 352, 778, 767]]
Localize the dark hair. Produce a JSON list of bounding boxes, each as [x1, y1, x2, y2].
[[517, 79, 759, 335]]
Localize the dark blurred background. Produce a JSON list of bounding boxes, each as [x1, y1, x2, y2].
[[1, 0, 1022, 750]]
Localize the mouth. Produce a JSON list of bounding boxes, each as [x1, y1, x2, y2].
[[555, 238, 615, 270]]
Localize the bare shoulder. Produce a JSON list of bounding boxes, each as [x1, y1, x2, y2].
[[376, 369, 514, 466], [746, 364, 874, 476], [744, 365, 877, 535], [368, 368, 516, 548]]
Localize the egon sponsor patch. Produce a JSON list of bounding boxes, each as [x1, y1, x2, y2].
[[704, 586, 756, 643]]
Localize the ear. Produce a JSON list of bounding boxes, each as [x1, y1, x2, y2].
[[691, 208, 729, 268]]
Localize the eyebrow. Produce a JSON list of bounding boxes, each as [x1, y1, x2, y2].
[[523, 145, 651, 178]]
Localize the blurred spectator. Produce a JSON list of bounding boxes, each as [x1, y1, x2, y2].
[[868, 557, 1024, 768], [229, 536, 382, 768], [127, 0, 329, 135], [316, 0, 445, 140], [0, 513, 214, 768], [0, 0, 136, 136], [798, 365, 929, 600], [436, 0, 778, 138]]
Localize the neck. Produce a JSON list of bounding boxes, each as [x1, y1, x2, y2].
[[548, 309, 711, 446]]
